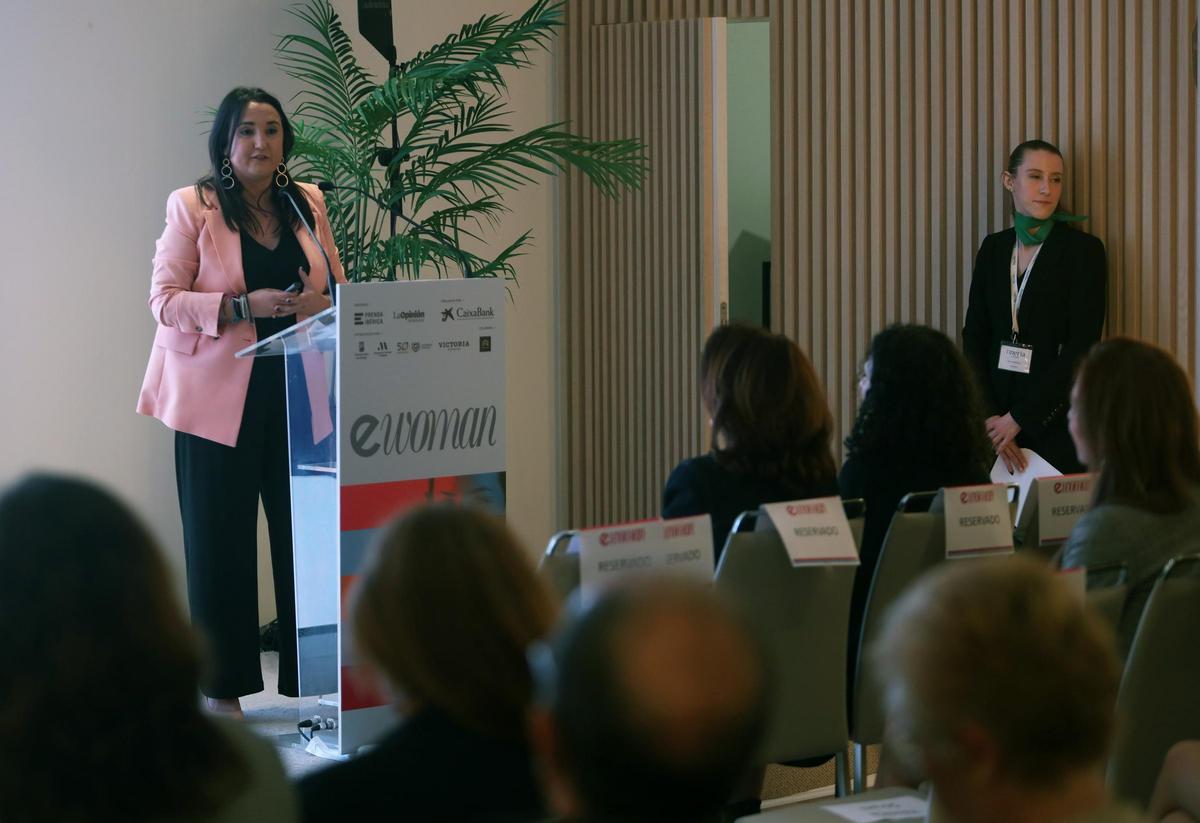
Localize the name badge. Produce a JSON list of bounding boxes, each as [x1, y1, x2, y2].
[[998, 342, 1033, 374]]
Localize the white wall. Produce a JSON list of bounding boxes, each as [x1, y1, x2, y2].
[[0, 1, 558, 610]]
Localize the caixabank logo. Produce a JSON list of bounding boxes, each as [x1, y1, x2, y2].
[[441, 306, 496, 322]]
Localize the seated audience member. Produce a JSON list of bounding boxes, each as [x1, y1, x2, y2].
[[0, 473, 296, 823], [872, 556, 1141, 823], [1150, 740, 1200, 823], [528, 577, 770, 823], [298, 505, 556, 822], [1060, 337, 1200, 656], [662, 324, 839, 561], [840, 324, 991, 684]]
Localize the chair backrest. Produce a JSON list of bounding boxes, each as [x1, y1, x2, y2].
[[537, 530, 579, 602], [1107, 555, 1200, 808], [850, 490, 944, 745], [1084, 561, 1129, 635], [715, 528, 855, 763]]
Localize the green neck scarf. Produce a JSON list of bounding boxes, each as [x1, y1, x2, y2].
[[1013, 210, 1087, 246]]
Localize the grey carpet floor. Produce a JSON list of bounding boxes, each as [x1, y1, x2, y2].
[[240, 652, 338, 779], [243, 653, 873, 801]]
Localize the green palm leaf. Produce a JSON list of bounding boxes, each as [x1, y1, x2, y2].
[[279, 0, 647, 284]]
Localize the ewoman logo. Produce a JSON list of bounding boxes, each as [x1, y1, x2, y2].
[[349, 405, 498, 458]]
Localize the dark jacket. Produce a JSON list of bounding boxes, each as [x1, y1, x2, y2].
[[662, 453, 840, 563], [962, 222, 1107, 472], [297, 706, 543, 822]]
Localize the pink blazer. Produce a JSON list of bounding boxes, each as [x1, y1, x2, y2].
[[137, 182, 347, 447]]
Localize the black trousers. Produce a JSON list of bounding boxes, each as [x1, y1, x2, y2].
[[175, 356, 299, 698]]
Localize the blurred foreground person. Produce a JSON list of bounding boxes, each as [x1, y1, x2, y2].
[[298, 505, 556, 821], [872, 556, 1143, 823], [528, 578, 770, 823], [0, 473, 295, 823]]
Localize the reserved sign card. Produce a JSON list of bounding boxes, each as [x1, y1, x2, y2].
[[944, 484, 1014, 558], [576, 514, 714, 596], [760, 497, 859, 567], [1035, 474, 1092, 545]]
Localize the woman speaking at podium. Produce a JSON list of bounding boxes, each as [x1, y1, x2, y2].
[[962, 139, 1107, 475], [137, 87, 345, 715]]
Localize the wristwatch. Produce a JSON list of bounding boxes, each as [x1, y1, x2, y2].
[[230, 294, 250, 323]]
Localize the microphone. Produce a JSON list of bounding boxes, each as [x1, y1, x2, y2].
[[316, 180, 474, 277], [280, 189, 338, 308]]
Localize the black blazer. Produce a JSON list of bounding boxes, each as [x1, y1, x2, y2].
[[297, 706, 543, 822], [962, 223, 1106, 470], [662, 454, 840, 563]]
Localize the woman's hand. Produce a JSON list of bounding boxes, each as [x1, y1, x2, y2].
[[247, 288, 299, 319], [291, 266, 330, 316], [986, 413, 1027, 473]]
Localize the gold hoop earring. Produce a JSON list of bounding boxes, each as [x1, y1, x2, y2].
[[275, 162, 290, 189], [220, 157, 236, 190]]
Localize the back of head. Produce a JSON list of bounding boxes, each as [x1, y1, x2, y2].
[[352, 504, 557, 738], [546, 578, 769, 822], [1074, 337, 1200, 513], [710, 329, 836, 488], [699, 323, 768, 415], [0, 473, 244, 822], [846, 323, 990, 476], [872, 556, 1120, 792]]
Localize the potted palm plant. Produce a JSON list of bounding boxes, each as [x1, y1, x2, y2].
[[276, 0, 647, 282]]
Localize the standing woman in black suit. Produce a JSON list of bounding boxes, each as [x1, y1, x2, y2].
[[962, 139, 1107, 474]]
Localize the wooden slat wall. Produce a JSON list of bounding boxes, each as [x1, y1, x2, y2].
[[773, 0, 1197, 454], [561, 16, 723, 527], [561, 0, 1198, 528]]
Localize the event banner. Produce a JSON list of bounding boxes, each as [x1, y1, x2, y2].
[[336, 279, 506, 753], [943, 483, 1015, 558], [575, 514, 714, 599]]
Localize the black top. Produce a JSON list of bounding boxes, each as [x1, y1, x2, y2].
[[839, 453, 989, 687], [297, 706, 544, 822], [240, 228, 307, 340], [662, 453, 840, 563], [961, 222, 1107, 472]]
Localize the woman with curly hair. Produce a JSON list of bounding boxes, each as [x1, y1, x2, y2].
[[662, 324, 839, 561], [841, 324, 992, 659]]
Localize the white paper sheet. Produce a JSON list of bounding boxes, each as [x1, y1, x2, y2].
[[823, 795, 929, 822], [989, 448, 1060, 525]]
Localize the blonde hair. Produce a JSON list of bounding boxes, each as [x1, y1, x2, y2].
[[871, 556, 1120, 786], [351, 505, 558, 738]]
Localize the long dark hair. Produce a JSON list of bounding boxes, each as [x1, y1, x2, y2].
[[1074, 337, 1200, 513], [0, 474, 248, 822], [197, 86, 315, 235], [845, 324, 991, 478], [708, 327, 837, 489]]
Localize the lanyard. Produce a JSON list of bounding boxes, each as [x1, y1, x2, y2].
[[1008, 240, 1043, 341]]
